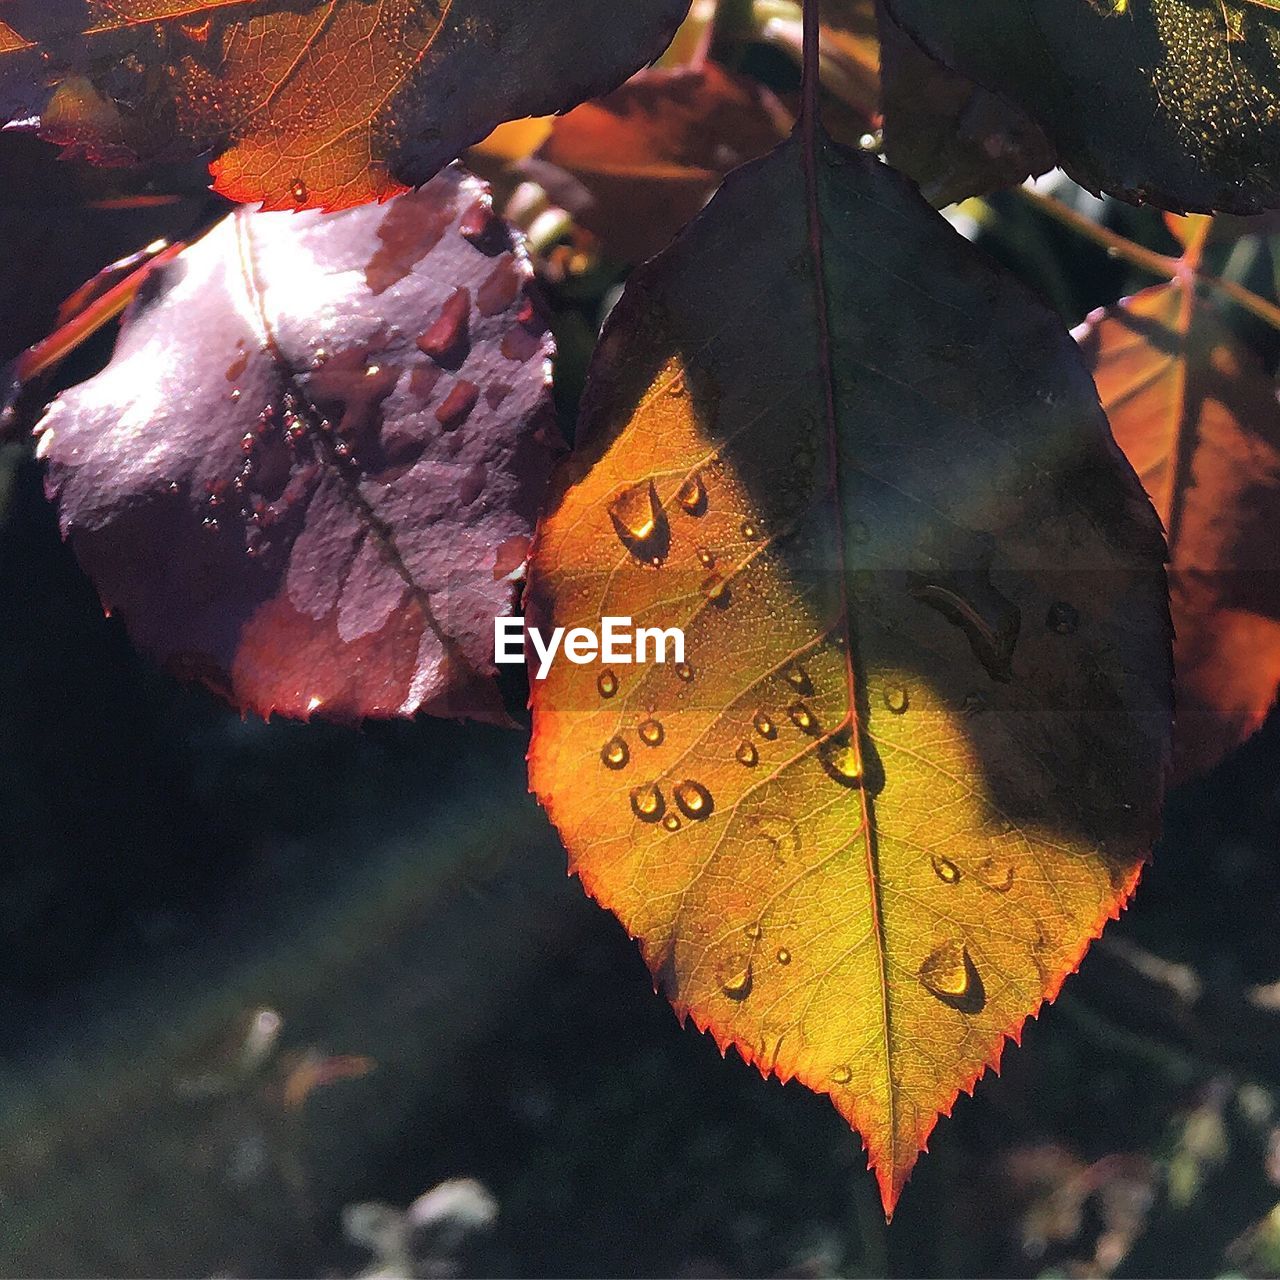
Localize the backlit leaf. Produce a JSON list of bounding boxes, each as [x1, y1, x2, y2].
[[37, 166, 559, 723], [0, 0, 691, 210], [527, 129, 1171, 1214], [1077, 282, 1280, 781], [885, 0, 1280, 213]]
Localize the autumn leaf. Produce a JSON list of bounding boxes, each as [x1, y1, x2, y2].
[[36, 166, 559, 724], [0, 0, 691, 211], [884, 0, 1280, 213], [522, 64, 793, 264], [526, 128, 1172, 1213], [1077, 280, 1280, 782]]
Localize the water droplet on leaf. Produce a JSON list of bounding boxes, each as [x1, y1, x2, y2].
[[818, 732, 863, 787], [675, 662, 694, 683], [784, 663, 812, 694], [753, 711, 777, 739], [830, 1064, 852, 1086], [788, 701, 818, 734], [718, 955, 753, 1001], [601, 737, 629, 770], [883, 684, 909, 714], [931, 855, 961, 884], [608, 479, 669, 565], [674, 780, 714, 820], [638, 719, 664, 747], [735, 741, 759, 767], [630, 784, 665, 823], [776, 948, 791, 965], [919, 940, 985, 1012], [597, 670, 619, 699], [677, 471, 707, 516]]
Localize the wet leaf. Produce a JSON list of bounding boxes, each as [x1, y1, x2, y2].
[[0, 0, 690, 210], [1077, 282, 1280, 782], [885, 0, 1280, 213], [523, 64, 792, 264], [37, 166, 559, 724], [527, 129, 1171, 1214]]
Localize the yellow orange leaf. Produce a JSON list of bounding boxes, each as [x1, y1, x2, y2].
[[527, 128, 1171, 1215]]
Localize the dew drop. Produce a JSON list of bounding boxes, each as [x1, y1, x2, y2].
[[608, 479, 669, 565], [741, 520, 760, 541], [784, 662, 812, 694], [629, 784, 665, 823], [662, 813, 681, 832], [600, 736, 629, 770], [638, 718, 664, 747], [918, 940, 985, 1012], [776, 948, 791, 965], [674, 779, 714, 820], [597, 670, 619, 699], [696, 547, 716, 568], [667, 372, 686, 397], [735, 741, 759, 767], [677, 471, 707, 517], [753, 711, 777, 740], [1046, 601, 1080, 635], [882, 684, 909, 714], [718, 955, 753, 1001], [931, 855, 961, 884], [975, 857, 1014, 893], [675, 662, 694, 683], [701, 574, 731, 608], [818, 732, 864, 787], [830, 1064, 852, 1086], [788, 701, 818, 734], [290, 176, 308, 204]]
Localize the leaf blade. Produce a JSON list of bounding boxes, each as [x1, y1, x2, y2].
[[527, 131, 1172, 1214], [37, 166, 560, 722], [0, 0, 691, 210]]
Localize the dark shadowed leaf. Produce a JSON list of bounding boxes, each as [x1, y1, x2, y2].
[[37, 165, 560, 724], [527, 127, 1171, 1214], [885, 0, 1280, 213], [0, 0, 691, 210], [877, 1, 1054, 207], [1078, 281, 1280, 781], [522, 64, 793, 264]]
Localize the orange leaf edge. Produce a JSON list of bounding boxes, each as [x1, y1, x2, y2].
[[529, 730, 1150, 1218]]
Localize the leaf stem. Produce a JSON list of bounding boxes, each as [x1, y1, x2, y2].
[[1017, 185, 1280, 332]]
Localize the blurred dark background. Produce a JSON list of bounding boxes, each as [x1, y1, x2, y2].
[[3, 126, 1280, 1278]]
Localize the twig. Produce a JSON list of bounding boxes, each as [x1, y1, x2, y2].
[[1016, 185, 1280, 332]]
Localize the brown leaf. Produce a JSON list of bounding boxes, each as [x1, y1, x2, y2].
[[0, 0, 691, 210], [1078, 282, 1280, 781], [522, 64, 793, 265]]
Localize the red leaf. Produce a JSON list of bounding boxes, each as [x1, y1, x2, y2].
[[36, 166, 560, 724]]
